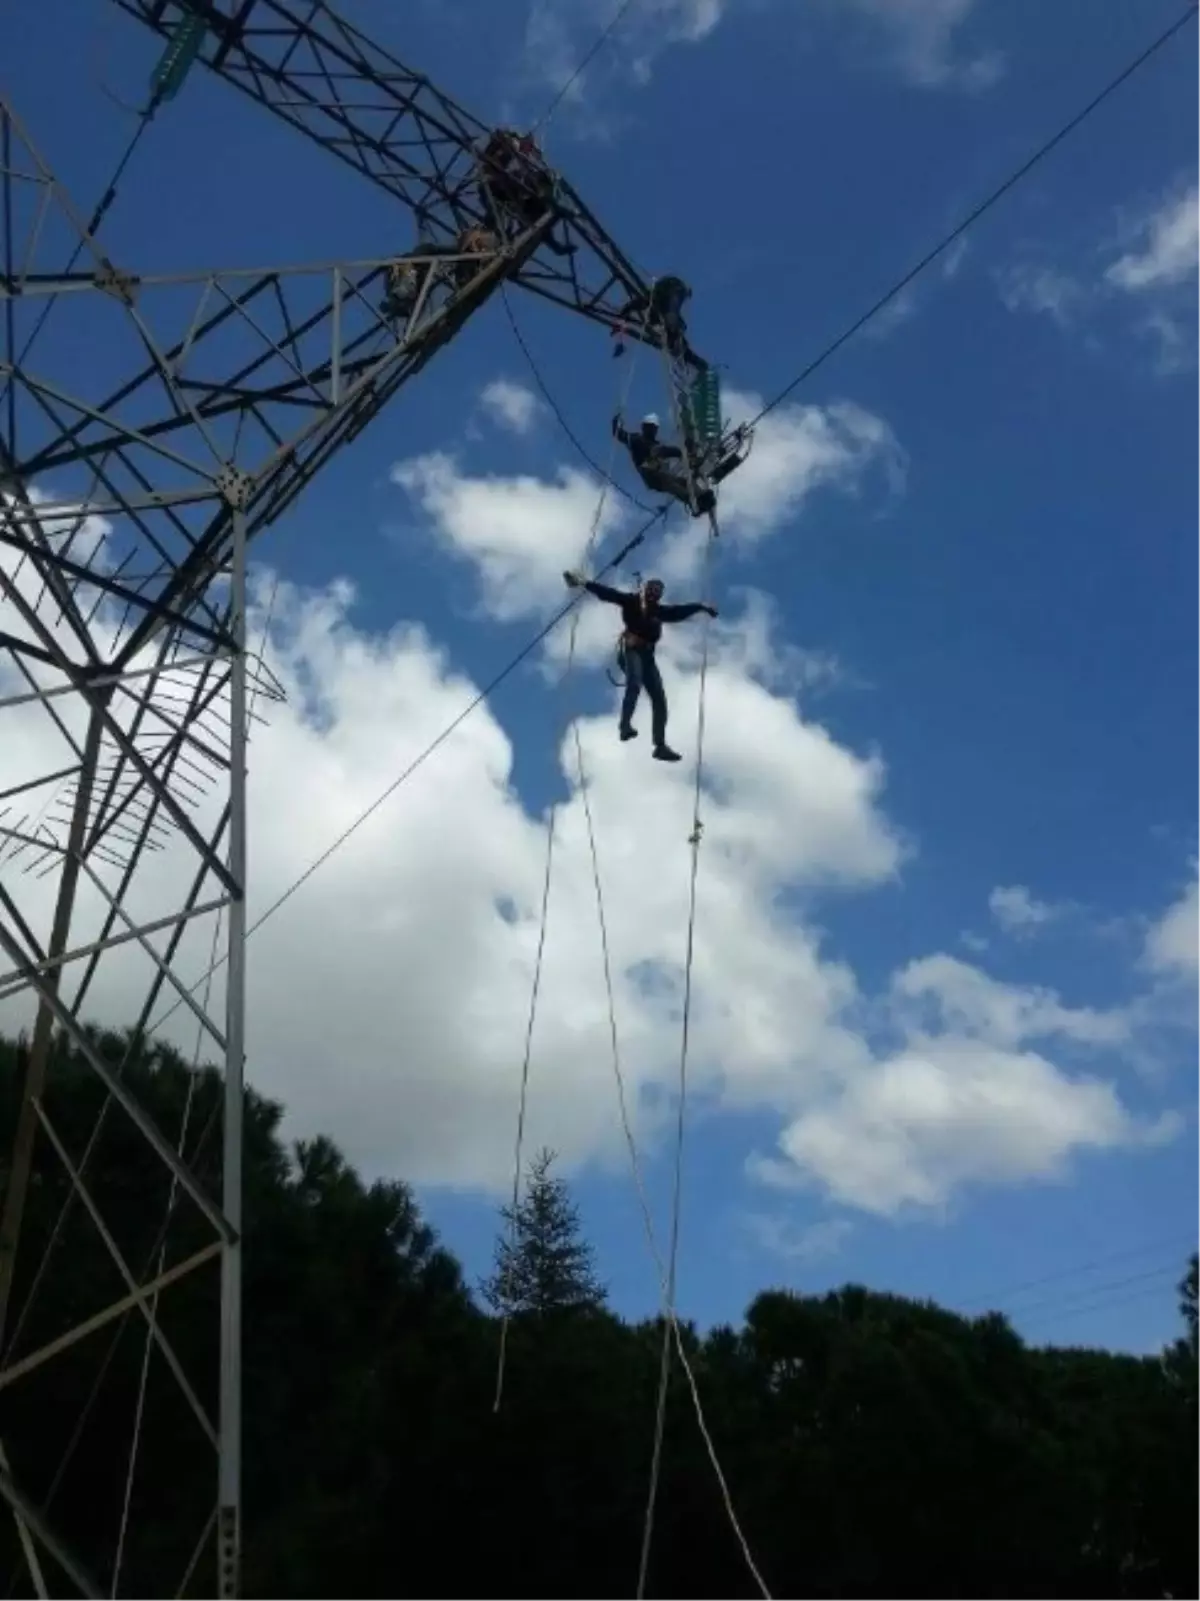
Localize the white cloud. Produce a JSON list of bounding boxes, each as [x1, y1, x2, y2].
[[1106, 183, 1198, 293], [714, 389, 907, 546], [891, 953, 1132, 1051], [1142, 873, 1199, 983], [2, 434, 1184, 1236], [989, 883, 1063, 937], [390, 452, 625, 623], [522, 0, 724, 107], [745, 1212, 854, 1263], [836, 0, 1003, 91], [0, 509, 901, 1194], [998, 179, 1197, 372], [996, 264, 1087, 327], [391, 390, 904, 647], [479, 378, 541, 436], [758, 1038, 1172, 1216], [522, 0, 1000, 108]]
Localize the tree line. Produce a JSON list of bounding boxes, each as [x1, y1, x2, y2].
[[0, 1027, 1194, 1599]]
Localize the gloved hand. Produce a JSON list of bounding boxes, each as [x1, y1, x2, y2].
[[704, 603, 719, 618], [563, 570, 584, 588]]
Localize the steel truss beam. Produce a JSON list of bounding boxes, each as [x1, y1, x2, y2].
[[113, 0, 656, 335]]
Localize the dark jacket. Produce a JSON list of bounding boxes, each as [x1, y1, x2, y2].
[[613, 419, 682, 475], [583, 582, 705, 647]]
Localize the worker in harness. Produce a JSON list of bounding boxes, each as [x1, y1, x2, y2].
[[615, 276, 707, 371], [562, 572, 717, 762], [612, 413, 716, 516]]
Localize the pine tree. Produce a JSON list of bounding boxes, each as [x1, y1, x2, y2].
[[483, 1147, 606, 1317]]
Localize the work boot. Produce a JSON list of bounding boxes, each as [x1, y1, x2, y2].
[[620, 724, 638, 742], [653, 744, 681, 762]]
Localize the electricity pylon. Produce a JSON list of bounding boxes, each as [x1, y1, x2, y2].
[[0, 2, 653, 1592]]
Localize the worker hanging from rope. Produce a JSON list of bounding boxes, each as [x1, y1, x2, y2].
[[562, 571, 717, 762]]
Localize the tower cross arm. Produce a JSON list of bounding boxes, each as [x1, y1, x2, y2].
[[112, 0, 655, 333]]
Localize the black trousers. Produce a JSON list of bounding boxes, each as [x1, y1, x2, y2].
[[621, 645, 668, 746]]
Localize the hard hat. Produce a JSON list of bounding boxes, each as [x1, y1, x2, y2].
[[641, 412, 660, 427]]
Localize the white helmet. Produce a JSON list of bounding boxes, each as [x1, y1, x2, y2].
[[641, 412, 660, 428]]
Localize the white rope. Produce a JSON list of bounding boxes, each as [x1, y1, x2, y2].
[[492, 337, 645, 1412]]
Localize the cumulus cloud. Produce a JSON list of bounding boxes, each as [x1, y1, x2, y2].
[[390, 452, 625, 622], [996, 264, 1088, 328], [834, 0, 1003, 91], [1106, 183, 1198, 294], [756, 1038, 1171, 1216], [521, 0, 1000, 109], [744, 1212, 854, 1263], [989, 883, 1063, 937], [2, 424, 1185, 1234], [997, 178, 1197, 372], [891, 954, 1132, 1051], [1142, 873, 1199, 983], [522, 0, 723, 108], [391, 389, 904, 648], [714, 390, 907, 545], [0, 546, 900, 1192], [479, 378, 541, 436]]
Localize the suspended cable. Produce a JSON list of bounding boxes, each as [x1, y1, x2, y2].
[[8, 89, 163, 380], [500, 286, 655, 512], [493, 327, 647, 1411], [744, 2, 1198, 431], [531, 0, 642, 135], [144, 506, 668, 1038]]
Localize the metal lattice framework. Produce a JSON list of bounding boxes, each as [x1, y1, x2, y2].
[[0, 2, 659, 1592]]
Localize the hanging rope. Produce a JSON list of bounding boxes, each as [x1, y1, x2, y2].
[[492, 335, 648, 1411], [568, 705, 772, 1599], [636, 499, 721, 1598], [501, 287, 655, 513]]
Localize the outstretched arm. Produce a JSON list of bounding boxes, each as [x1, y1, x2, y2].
[[563, 571, 630, 606], [584, 580, 632, 605], [658, 601, 718, 622]]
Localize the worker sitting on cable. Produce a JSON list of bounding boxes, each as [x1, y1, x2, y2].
[[612, 413, 716, 517], [562, 571, 717, 763]]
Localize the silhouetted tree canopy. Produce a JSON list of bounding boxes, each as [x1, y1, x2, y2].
[[0, 1027, 1193, 1599]]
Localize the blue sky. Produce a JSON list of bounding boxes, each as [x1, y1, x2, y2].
[[4, 0, 1196, 1354]]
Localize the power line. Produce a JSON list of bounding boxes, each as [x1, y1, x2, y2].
[[958, 1231, 1197, 1314], [144, 509, 667, 1038], [531, 0, 643, 135], [746, 2, 1198, 430]]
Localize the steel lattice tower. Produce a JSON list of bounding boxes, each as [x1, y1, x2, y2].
[[0, 2, 654, 1593]]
